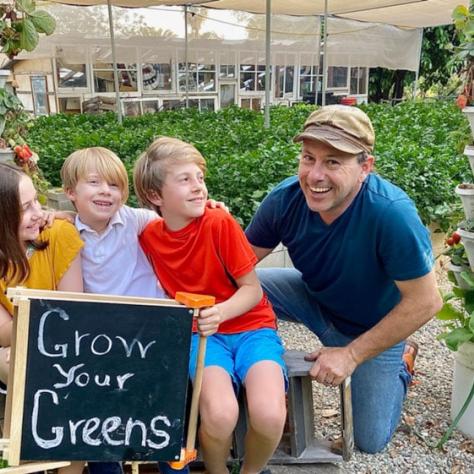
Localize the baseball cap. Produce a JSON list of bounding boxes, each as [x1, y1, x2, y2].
[[294, 105, 375, 154]]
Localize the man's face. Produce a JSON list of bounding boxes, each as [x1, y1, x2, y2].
[[297, 139, 373, 224]]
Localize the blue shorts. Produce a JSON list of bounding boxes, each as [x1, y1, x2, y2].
[[189, 328, 287, 391]]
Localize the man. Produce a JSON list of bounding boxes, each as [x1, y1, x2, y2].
[[245, 105, 442, 453]]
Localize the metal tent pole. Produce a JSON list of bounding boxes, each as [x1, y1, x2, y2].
[[264, 0, 271, 128], [315, 15, 322, 105], [322, 0, 328, 106], [184, 5, 189, 108], [413, 28, 423, 100], [107, 0, 122, 123]]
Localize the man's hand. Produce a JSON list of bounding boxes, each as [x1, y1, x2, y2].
[[304, 346, 358, 386], [197, 305, 224, 337], [206, 199, 230, 213]]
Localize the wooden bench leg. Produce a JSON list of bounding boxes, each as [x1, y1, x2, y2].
[[287, 374, 314, 458], [339, 377, 354, 461]]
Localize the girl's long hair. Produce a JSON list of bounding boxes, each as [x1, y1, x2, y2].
[[0, 163, 47, 284]]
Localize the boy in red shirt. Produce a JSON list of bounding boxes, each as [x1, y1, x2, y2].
[[134, 137, 287, 474]]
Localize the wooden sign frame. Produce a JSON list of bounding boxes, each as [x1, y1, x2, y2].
[[3, 288, 191, 466]]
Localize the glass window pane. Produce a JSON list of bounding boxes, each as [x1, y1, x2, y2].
[[94, 72, 115, 92], [257, 70, 268, 91], [188, 99, 199, 109], [178, 72, 197, 92], [275, 66, 284, 98], [358, 68, 367, 94], [328, 67, 348, 88], [350, 67, 358, 94], [119, 70, 137, 91], [200, 99, 215, 111], [31, 76, 49, 116], [162, 99, 183, 110], [241, 98, 251, 109], [240, 72, 255, 91], [220, 65, 235, 79], [220, 84, 235, 108], [142, 100, 160, 114], [123, 101, 141, 116], [142, 63, 172, 91], [57, 61, 87, 88], [251, 98, 261, 111], [285, 66, 294, 94], [197, 71, 215, 92], [58, 97, 81, 114]]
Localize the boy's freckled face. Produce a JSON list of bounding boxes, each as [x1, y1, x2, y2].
[[66, 171, 123, 233], [152, 162, 208, 231]]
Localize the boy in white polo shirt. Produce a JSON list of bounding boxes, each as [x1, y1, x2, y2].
[[61, 147, 187, 474]]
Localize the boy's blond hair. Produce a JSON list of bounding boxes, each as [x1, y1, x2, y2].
[[61, 147, 129, 203], [133, 136, 206, 210]]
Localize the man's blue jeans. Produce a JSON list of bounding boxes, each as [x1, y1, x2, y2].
[[257, 268, 411, 454]]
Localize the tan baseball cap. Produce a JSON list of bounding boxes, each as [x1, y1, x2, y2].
[[294, 105, 375, 154]]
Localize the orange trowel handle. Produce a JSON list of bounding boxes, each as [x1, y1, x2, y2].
[[169, 292, 215, 469]]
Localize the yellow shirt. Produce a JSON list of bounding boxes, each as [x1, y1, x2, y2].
[[0, 220, 83, 315]]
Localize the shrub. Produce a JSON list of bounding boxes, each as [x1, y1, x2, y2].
[[27, 101, 470, 228]]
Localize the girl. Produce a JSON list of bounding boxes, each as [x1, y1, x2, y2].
[[0, 162, 83, 474]]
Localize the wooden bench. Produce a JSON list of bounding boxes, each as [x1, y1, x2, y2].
[[232, 350, 354, 464]]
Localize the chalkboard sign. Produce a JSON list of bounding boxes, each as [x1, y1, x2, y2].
[[5, 289, 193, 465]]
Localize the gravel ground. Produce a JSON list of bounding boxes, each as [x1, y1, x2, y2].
[[278, 260, 474, 474]]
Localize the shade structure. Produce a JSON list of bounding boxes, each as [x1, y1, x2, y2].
[[43, 0, 467, 28], [31, 0, 465, 124]]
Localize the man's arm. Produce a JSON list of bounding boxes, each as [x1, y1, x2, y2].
[[305, 269, 442, 385], [251, 245, 275, 263]]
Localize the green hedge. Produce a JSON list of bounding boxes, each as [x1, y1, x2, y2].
[[28, 101, 471, 229]]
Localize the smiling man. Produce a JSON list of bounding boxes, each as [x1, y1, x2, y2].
[[246, 105, 442, 453]]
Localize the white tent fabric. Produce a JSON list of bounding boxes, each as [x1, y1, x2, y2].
[[43, 0, 467, 28], [326, 18, 422, 71], [20, 5, 421, 72]]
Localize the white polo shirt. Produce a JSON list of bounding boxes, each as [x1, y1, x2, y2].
[[76, 205, 166, 298]]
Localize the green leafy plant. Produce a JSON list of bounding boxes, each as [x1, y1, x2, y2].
[[0, 86, 34, 148], [0, 0, 56, 58], [437, 283, 474, 351], [459, 217, 474, 232], [452, 2, 474, 107], [444, 230, 470, 267], [25, 101, 469, 229]]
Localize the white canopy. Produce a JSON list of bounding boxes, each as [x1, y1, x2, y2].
[[43, 0, 466, 28]]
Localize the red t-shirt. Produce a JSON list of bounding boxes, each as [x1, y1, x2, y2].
[[139, 208, 276, 334]]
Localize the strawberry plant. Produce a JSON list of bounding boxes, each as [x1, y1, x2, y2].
[[26, 101, 470, 228], [0, 0, 56, 58]]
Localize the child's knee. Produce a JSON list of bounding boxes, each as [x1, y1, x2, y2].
[[248, 402, 286, 437], [200, 396, 239, 437]]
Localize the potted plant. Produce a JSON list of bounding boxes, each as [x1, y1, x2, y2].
[[458, 219, 474, 270], [437, 276, 474, 441], [444, 231, 472, 289], [453, 3, 474, 166], [0, 85, 27, 161]]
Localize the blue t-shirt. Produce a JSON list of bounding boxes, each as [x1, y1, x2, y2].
[[246, 174, 433, 336]]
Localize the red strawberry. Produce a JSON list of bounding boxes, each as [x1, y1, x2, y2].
[[446, 237, 455, 246], [456, 94, 468, 109], [452, 232, 461, 244]]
